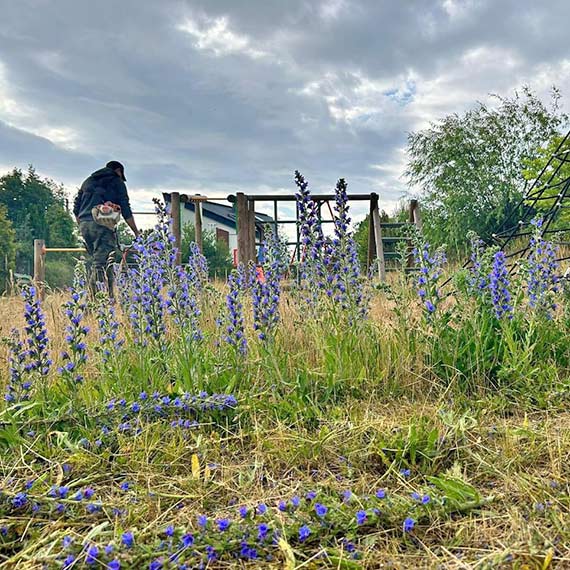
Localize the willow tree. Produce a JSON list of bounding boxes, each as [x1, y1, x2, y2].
[[405, 87, 568, 254]]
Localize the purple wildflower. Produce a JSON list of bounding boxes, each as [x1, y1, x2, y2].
[[314, 503, 328, 518], [489, 251, 513, 319], [217, 518, 230, 532], [122, 531, 134, 548], [85, 545, 99, 565], [299, 525, 311, 542], [403, 517, 415, 533], [356, 510, 367, 525]]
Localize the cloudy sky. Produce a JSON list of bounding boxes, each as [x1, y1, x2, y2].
[[1, 0, 569, 225]]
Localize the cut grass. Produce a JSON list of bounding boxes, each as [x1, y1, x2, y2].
[[1, 287, 570, 569]]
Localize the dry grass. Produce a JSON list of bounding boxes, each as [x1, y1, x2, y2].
[[1, 288, 570, 569]]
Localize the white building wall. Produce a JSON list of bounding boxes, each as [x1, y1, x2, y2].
[[179, 207, 238, 252]]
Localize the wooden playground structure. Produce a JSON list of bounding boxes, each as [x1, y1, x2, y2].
[[229, 191, 422, 281], [32, 191, 422, 299]]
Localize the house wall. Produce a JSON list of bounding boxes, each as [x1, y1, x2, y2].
[[180, 207, 238, 252]]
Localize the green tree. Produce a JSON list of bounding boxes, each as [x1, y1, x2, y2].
[[0, 166, 77, 274], [0, 205, 16, 292], [405, 87, 568, 254], [522, 134, 570, 226], [180, 222, 233, 278]]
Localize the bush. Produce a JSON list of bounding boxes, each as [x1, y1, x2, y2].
[[45, 258, 77, 291]]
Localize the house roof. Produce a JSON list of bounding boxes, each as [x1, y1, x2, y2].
[[162, 193, 273, 229]]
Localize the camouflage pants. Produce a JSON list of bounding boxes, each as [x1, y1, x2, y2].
[[79, 221, 118, 298]]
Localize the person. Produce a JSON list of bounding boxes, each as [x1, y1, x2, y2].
[[73, 160, 139, 297]]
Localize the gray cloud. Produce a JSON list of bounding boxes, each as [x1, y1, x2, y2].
[[0, 0, 569, 221]]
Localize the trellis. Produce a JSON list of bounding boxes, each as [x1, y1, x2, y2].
[[490, 130, 570, 264]]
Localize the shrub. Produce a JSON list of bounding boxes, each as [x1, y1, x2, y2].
[[45, 258, 77, 291]]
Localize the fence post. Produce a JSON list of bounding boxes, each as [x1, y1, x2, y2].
[[407, 199, 420, 267], [248, 199, 256, 263], [367, 193, 378, 270], [194, 199, 203, 254], [33, 239, 46, 301], [411, 199, 422, 231], [171, 192, 181, 265], [237, 192, 249, 265], [371, 205, 386, 282]]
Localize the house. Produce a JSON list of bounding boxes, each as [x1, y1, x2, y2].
[[162, 193, 273, 259]]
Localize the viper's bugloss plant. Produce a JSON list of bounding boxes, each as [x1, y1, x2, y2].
[[295, 171, 327, 310], [126, 203, 176, 343], [489, 251, 513, 320], [59, 261, 89, 383], [412, 232, 446, 317], [95, 284, 124, 363], [330, 177, 368, 320], [6, 285, 53, 402], [44, 480, 476, 568], [526, 217, 560, 318], [467, 231, 489, 296], [4, 330, 31, 403], [166, 264, 203, 342], [187, 242, 209, 291], [237, 262, 255, 292], [262, 229, 289, 278], [252, 264, 281, 341], [152, 198, 178, 269], [223, 267, 247, 355]]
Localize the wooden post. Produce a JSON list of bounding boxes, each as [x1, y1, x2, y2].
[[407, 199, 416, 268], [411, 199, 422, 231], [273, 200, 278, 239], [295, 202, 301, 263], [171, 192, 181, 265], [248, 199, 256, 262], [33, 239, 46, 301], [236, 192, 249, 265], [367, 193, 378, 269], [371, 205, 386, 282], [194, 200, 203, 254]]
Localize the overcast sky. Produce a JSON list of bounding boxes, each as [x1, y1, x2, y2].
[[1, 0, 569, 225]]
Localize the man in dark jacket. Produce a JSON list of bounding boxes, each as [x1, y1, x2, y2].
[[73, 161, 139, 297]]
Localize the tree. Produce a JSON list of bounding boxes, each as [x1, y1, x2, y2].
[[405, 87, 568, 254], [0, 205, 16, 292], [180, 223, 233, 278], [0, 167, 77, 274]]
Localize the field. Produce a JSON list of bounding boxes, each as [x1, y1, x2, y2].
[[1, 183, 570, 570]]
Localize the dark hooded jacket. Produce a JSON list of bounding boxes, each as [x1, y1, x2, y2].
[[73, 167, 133, 222]]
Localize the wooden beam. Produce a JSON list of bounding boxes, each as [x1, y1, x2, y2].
[[407, 200, 416, 268], [248, 199, 256, 262], [194, 200, 203, 254], [367, 193, 378, 269], [33, 239, 46, 301], [411, 199, 422, 230], [171, 192, 181, 265], [371, 205, 386, 282], [228, 193, 376, 202], [236, 192, 249, 265], [43, 247, 87, 253]]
